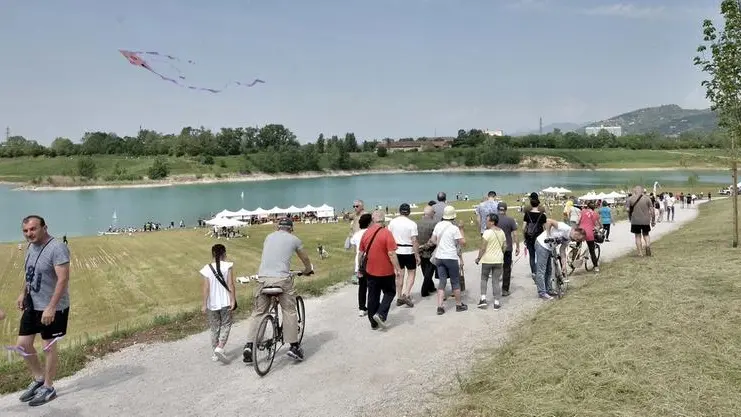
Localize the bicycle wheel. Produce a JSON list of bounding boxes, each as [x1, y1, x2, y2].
[[551, 257, 563, 298], [296, 296, 306, 345], [253, 315, 278, 377], [584, 243, 601, 271]]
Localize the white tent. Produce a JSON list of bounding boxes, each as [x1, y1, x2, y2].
[[214, 209, 238, 218], [300, 204, 317, 212], [205, 217, 247, 227], [579, 192, 599, 201], [267, 206, 287, 214], [541, 187, 558, 193], [252, 207, 269, 217], [286, 205, 302, 213], [235, 208, 252, 217], [315, 203, 335, 218]]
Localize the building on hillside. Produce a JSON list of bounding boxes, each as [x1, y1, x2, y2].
[[379, 137, 454, 152], [585, 125, 622, 137], [484, 129, 504, 136]]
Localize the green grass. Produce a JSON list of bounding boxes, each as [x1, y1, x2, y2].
[[0, 149, 733, 186], [447, 198, 741, 417], [522, 148, 731, 169]]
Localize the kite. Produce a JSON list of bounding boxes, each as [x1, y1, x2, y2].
[[119, 49, 265, 93]]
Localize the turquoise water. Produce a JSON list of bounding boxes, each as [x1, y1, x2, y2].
[[0, 170, 729, 242]]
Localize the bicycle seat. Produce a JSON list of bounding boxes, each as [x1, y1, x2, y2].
[[261, 287, 284, 296]]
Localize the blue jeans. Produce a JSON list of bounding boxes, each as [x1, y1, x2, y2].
[[534, 244, 553, 295], [436, 258, 461, 291]]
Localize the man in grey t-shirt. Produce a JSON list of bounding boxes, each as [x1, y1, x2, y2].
[[432, 192, 447, 222], [15, 215, 71, 406], [244, 218, 313, 364]]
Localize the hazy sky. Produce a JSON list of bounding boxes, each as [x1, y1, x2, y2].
[[0, 0, 722, 143]]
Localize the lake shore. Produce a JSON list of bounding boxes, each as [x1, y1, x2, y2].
[[8, 165, 728, 192]]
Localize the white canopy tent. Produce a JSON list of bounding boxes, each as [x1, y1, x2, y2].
[[214, 209, 239, 218], [300, 204, 317, 212], [267, 206, 286, 215], [315, 203, 335, 218], [541, 186, 571, 194], [205, 217, 247, 228], [286, 205, 302, 213]]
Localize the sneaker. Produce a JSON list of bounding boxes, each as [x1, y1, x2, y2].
[[211, 354, 219, 362], [396, 298, 405, 307], [358, 309, 368, 317], [242, 344, 253, 363], [28, 386, 56, 407], [594, 267, 600, 273], [502, 290, 511, 297], [547, 290, 559, 296], [372, 314, 387, 329], [214, 347, 228, 363], [19, 379, 44, 402], [539, 293, 554, 301], [436, 306, 445, 315], [403, 296, 415, 308], [286, 345, 305, 361], [477, 297, 488, 309], [492, 300, 501, 309], [456, 303, 468, 312], [645, 247, 652, 257]]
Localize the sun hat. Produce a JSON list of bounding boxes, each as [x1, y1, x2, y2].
[[442, 205, 456, 220]]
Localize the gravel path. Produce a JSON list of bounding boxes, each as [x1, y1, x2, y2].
[[0, 201, 705, 417]]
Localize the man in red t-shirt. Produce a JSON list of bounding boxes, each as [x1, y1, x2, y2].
[[359, 212, 401, 329]]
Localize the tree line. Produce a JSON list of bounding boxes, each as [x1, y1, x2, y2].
[[0, 123, 730, 180]]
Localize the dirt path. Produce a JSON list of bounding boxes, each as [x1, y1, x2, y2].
[[0, 201, 707, 417]]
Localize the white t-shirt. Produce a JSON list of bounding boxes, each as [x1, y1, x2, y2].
[[536, 222, 572, 249], [199, 261, 234, 311], [350, 229, 366, 273], [432, 221, 463, 260], [387, 216, 418, 255], [666, 196, 675, 207], [569, 207, 581, 223]]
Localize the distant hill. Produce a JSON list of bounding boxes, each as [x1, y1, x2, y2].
[[581, 104, 718, 136], [515, 104, 718, 136]]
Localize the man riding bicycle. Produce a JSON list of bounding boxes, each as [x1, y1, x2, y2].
[[243, 218, 313, 363], [534, 219, 586, 300]]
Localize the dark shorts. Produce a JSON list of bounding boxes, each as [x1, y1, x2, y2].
[[630, 224, 651, 236], [397, 254, 417, 270], [19, 308, 70, 340]]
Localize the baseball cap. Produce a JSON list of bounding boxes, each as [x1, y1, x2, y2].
[[442, 205, 456, 220], [399, 203, 411, 215], [529, 192, 539, 200], [278, 218, 294, 228], [498, 201, 508, 211]]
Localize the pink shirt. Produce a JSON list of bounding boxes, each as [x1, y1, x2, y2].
[[578, 209, 599, 241]]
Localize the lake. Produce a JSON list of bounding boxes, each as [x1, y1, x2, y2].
[[0, 170, 730, 242]]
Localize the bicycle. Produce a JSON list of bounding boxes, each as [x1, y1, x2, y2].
[[544, 237, 569, 298], [241, 269, 313, 377], [567, 240, 600, 274]]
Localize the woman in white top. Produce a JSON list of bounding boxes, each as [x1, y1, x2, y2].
[[427, 205, 468, 315], [199, 244, 236, 363]]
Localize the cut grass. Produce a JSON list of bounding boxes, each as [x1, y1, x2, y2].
[[447, 198, 741, 417]]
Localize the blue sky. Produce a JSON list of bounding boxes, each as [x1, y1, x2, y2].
[[0, 0, 722, 143]]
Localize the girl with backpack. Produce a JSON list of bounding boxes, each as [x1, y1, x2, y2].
[[199, 244, 237, 363], [522, 198, 547, 278]]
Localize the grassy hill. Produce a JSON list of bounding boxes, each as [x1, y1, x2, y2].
[[583, 104, 718, 136]]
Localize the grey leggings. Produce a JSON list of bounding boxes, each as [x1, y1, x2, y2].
[[207, 307, 233, 348], [480, 263, 503, 299]]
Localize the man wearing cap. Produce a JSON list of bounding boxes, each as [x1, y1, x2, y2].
[[476, 191, 500, 236], [416, 206, 439, 297], [243, 218, 314, 362], [523, 192, 546, 213], [387, 203, 419, 307], [496, 202, 520, 296]]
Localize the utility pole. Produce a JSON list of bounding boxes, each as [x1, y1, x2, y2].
[[5, 126, 9, 141], [539, 117, 543, 135]]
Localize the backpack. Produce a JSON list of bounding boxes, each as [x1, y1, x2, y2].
[[524, 212, 545, 240]]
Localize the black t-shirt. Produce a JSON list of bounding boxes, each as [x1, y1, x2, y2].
[[523, 211, 547, 240]]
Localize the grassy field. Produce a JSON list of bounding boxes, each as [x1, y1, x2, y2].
[[0, 148, 732, 185], [447, 198, 741, 417]]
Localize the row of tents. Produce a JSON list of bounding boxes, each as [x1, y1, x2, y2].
[[205, 204, 337, 228]]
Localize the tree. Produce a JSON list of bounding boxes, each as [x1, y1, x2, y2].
[[695, 0, 741, 247], [316, 134, 325, 153], [148, 156, 170, 180], [77, 156, 97, 178], [377, 146, 388, 157]]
